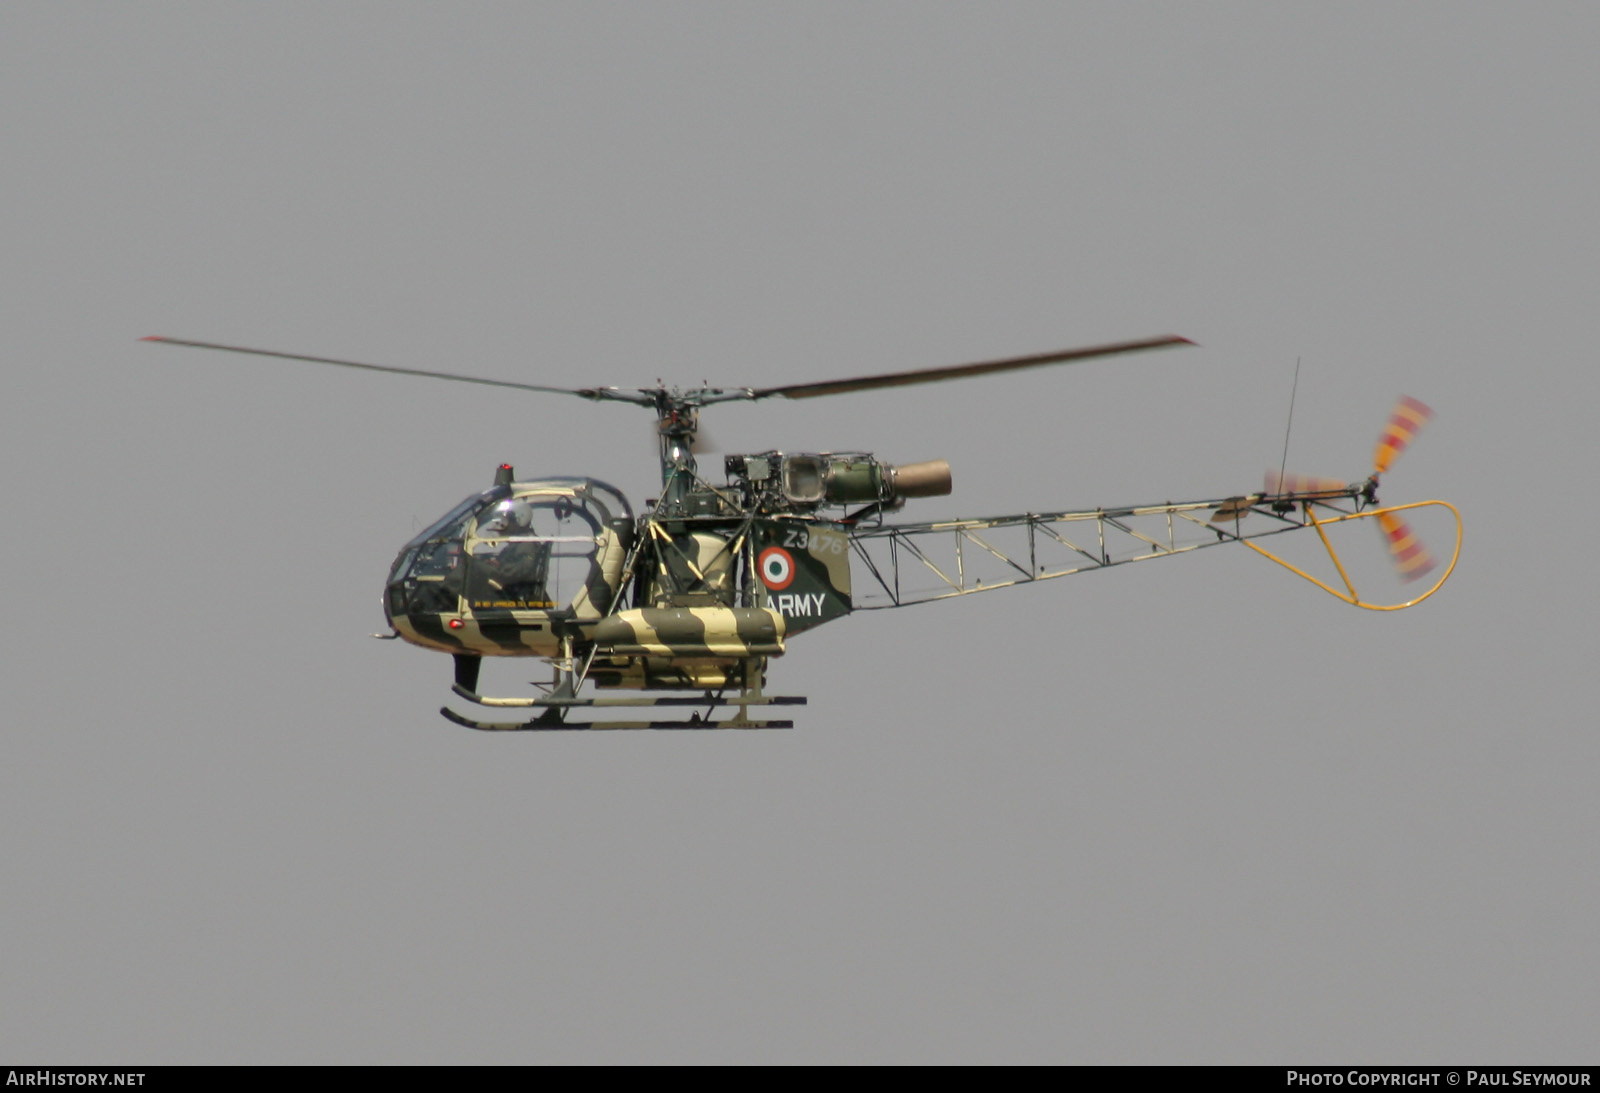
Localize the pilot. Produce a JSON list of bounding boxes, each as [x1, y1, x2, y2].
[[480, 498, 534, 538], [474, 499, 552, 606]]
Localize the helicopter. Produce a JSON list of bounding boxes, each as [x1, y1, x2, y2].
[[144, 335, 1461, 730]]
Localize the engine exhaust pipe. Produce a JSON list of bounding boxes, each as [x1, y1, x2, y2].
[[889, 459, 952, 499]]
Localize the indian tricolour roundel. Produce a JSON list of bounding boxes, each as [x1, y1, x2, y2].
[[758, 546, 795, 590]]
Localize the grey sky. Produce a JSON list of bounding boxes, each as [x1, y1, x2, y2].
[[2, 2, 1596, 1063]]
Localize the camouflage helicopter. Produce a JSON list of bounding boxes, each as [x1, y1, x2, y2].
[[144, 335, 1460, 730]]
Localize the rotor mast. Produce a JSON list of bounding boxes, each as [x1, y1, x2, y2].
[[653, 390, 701, 509]]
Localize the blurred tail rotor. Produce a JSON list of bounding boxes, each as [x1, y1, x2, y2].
[[1262, 470, 1349, 498], [1373, 395, 1433, 476], [1367, 396, 1437, 582], [1251, 395, 1440, 583], [1376, 509, 1437, 583]]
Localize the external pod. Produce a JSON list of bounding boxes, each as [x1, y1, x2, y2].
[[592, 607, 786, 658]]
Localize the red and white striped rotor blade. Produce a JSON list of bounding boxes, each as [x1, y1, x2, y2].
[[1373, 396, 1433, 476], [1376, 510, 1436, 583]]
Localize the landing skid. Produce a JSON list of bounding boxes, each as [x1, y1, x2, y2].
[[440, 685, 805, 732], [439, 708, 795, 731]]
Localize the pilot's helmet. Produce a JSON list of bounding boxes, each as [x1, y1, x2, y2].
[[480, 499, 533, 537]]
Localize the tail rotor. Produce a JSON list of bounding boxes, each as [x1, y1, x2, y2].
[[1373, 395, 1434, 476], [1376, 508, 1437, 583], [1366, 395, 1437, 582], [1252, 394, 1440, 583]]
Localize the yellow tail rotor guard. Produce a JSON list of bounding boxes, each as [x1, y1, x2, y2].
[[1242, 500, 1462, 611]]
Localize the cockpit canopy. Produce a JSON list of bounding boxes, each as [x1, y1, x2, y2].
[[384, 478, 633, 626]]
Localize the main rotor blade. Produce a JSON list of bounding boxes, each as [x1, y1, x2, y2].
[[140, 336, 633, 401], [750, 335, 1194, 401]]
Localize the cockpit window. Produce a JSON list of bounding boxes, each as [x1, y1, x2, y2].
[[385, 491, 499, 617], [465, 491, 605, 611], [404, 491, 496, 550], [386, 479, 631, 620]]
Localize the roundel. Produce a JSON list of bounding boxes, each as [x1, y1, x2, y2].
[[758, 546, 796, 590]]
